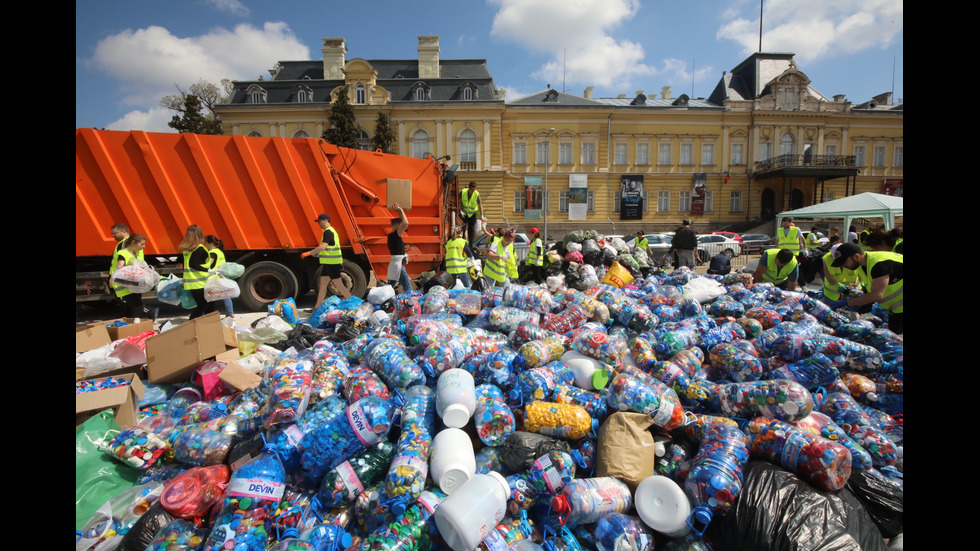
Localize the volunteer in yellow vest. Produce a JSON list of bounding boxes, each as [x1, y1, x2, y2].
[[204, 234, 234, 318], [303, 213, 350, 309], [753, 248, 799, 291], [484, 229, 515, 287], [445, 226, 472, 289], [776, 217, 806, 253], [178, 224, 216, 320], [460, 181, 484, 249], [828, 242, 903, 333], [524, 227, 545, 284], [111, 233, 158, 320], [821, 242, 859, 302], [806, 226, 821, 251], [635, 231, 649, 256]]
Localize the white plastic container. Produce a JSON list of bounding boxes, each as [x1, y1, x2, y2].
[[429, 427, 476, 493], [369, 310, 391, 327], [368, 284, 396, 305], [434, 471, 510, 551], [561, 350, 610, 390], [436, 369, 476, 428], [634, 475, 692, 538]]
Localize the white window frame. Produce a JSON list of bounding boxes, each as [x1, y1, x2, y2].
[[854, 145, 867, 166], [614, 143, 628, 165], [294, 130, 310, 138], [514, 190, 525, 213], [559, 142, 573, 165], [582, 142, 596, 165], [731, 143, 744, 166], [658, 190, 670, 213], [463, 87, 473, 100], [536, 141, 549, 165], [873, 145, 886, 167], [730, 190, 743, 213], [680, 143, 693, 165], [412, 130, 429, 159], [658, 143, 672, 165], [894, 146, 903, 168], [679, 191, 691, 212], [355, 84, 366, 105], [780, 132, 795, 156], [459, 129, 477, 164], [825, 144, 838, 157], [513, 141, 527, 165], [701, 143, 715, 166], [704, 190, 714, 213], [416, 87, 426, 101], [759, 142, 772, 162], [636, 143, 650, 166]]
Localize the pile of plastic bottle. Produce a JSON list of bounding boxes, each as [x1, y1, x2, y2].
[[78, 257, 904, 551]]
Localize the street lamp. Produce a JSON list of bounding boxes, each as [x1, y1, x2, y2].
[[544, 128, 555, 245]]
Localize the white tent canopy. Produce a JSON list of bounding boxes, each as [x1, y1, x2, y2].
[[776, 192, 904, 231]]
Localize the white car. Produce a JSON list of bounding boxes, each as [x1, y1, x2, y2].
[[697, 234, 742, 261]]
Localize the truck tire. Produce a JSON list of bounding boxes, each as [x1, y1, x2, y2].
[[330, 259, 368, 299], [240, 261, 299, 311]]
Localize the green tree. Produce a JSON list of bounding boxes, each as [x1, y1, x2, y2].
[[161, 79, 232, 134], [323, 85, 359, 149], [370, 111, 395, 153], [168, 94, 223, 134]]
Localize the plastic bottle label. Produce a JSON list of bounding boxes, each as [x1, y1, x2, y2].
[[282, 424, 304, 447], [532, 455, 563, 493], [481, 528, 508, 551], [617, 304, 634, 325], [335, 460, 364, 497], [780, 431, 806, 468], [417, 490, 443, 514], [347, 403, 379, 446], [651, 402, 674, 428], [227, 476, 285, 501]]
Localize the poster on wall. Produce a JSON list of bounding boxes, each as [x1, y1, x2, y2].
[[882, 179, 904, 196], [691, 173, 707, 216], [620, 175, 643, 220], [524, 176, 543, 221], [569, 174, 588, 221]]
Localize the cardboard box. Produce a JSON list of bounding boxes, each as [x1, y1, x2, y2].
[[76, 373, 145, 428], [218, 360, 262, 392], [92, 317, 155, 341], [76, 324, 112, 354], [384, 178, 413, 210], [144, 312, 227, 384]]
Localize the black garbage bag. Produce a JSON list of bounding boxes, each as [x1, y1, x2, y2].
[[499, 431, 572, 473], [845, 469, 904, 539], [117, 502, 176, 551], [424, 270, 453, 293], [581, 238, 601, 257], [583, 250, 603, 267], [705, 461, 888, 551], [329, 319, 365, 343]]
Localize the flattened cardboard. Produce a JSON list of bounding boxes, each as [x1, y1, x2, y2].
[[75, 373, 146, 428], [76, 324, 111, 354], [218, 360, 262, 392], [384, 178, 413, 210], [92, 317, 155, 341], [145, 312, 227, 383]]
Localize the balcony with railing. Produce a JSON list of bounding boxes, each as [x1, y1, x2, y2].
[[753, 154, 859, 181], [459, 161, 477, 170]]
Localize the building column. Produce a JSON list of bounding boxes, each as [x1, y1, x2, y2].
[[483, 120, 491, 169], [436, 121, 444, 159], [398, 121, 406, 157], [444, 121, 453, 160]]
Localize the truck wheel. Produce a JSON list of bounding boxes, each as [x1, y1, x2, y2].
[[240, 261, 299, 311], [329, 259, 367, 298]]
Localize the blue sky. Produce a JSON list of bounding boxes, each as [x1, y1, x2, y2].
[[76, 0, 903, 133]]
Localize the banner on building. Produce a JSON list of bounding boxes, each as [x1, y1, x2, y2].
[[691, 173, 707, 216], [524, 176, 543, 221], [620, 175, 643, 220], [568, 174, 588, 221], [882, 179, 904, 197]]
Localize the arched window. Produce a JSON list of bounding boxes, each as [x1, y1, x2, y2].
[[246, 85, 267, 104], [780, 132, 795, 156], [297, 90, 308, 103], [459, 129, 476, 164], [355, 84, 366, 104], [357, 129, 371, 150], [248, 131, 262, 137], [412, 130, 429, 158], [463, 87, 472, 100], [294, 130, 310, 138], [416, 88, 425, 101]]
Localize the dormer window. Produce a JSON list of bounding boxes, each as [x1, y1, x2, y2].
[[355, 84, 366, 104], [544, 89, 559, 102], [297, 90, 308, 103], [460, 82, 477, 100], [246, 84, 267, 104], [463, 88, 472, 100]]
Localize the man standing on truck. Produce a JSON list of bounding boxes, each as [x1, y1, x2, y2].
[[303, 214, 350, 308], [460, 181, 484, 249], [387, 203, 413, 292]]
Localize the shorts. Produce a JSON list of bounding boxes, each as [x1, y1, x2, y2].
[[322, 263, 342, 279]]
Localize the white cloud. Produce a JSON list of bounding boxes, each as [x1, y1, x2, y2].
[[717, 0, 903, 62], [106, 107, 177, 133], [205, 0, 250, 17], [88, 22, 309, 107], [490, 0, 653, 89]]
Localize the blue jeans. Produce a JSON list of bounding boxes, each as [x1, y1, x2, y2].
[[453, 271, 472, 289], [389, 265, 413, 292]]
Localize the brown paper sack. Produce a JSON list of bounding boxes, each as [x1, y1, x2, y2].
[[596, 411, 658, 491]]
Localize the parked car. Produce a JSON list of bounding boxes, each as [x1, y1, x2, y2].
[[624, 233, 674, 265], [697, 234, 742, 262], [712, 231, 743, 243], [740, 233, 773, 254]]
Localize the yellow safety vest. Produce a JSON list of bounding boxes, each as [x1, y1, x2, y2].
[[182, 245, 209, 290], [461, 189, 480, 217], [762, 248, 798, 285], [319, 226, 343, 265], [806, 233, 820, 250], [776, 226, 803, 253], [209, 248, 226, 269], [445, 237, 468, 274], [110, 248, 135, 298], [483, 239, 513, 283], [636, 237, 648, 253], [860, 252, 904, 314], [821, 251, 859, 301], [526, 238, 543, 267]]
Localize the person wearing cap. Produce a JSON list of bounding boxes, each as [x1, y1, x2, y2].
[[827, 243, 903, 334], [386, 203, 413, 292], [821, 240, 859, 303], [776, 217, 806, 254], [484, 229, 514, 287], [444, 226, 472, 289], [303, 213, 349, 308], [524, 227, 545, 284], [460, 181, 484, 249], [753, 248, 799, 291]]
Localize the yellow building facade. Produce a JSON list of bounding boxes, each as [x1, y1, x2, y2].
[[216, 38, 902, 238]]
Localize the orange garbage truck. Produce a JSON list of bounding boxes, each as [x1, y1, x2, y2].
[[76, 128, 458, 310]]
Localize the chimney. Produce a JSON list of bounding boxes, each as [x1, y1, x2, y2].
[[418, 35, 440, 79], [661, 86, 672, 100], [584, 86, 594, 99], [322, 38, 347, 80], [872, 92, 893, 105], [833, 94, 846, 102]]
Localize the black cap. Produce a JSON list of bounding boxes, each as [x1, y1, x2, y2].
[[315, 214, 331, 222], [831, 242, 862, 267]]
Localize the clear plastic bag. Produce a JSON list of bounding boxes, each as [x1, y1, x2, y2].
[[217, 262, 244, 279], [155, 275, 182, 306], [110, 260, 160, 294], [204, 275, 240, 302]]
